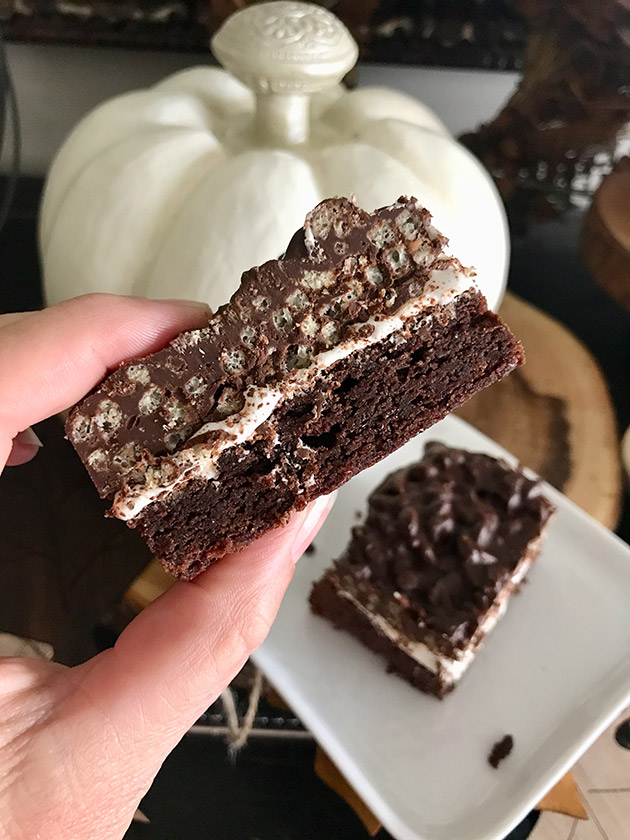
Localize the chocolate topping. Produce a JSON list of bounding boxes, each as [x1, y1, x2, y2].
[[66, 197, 460, 499], [336, 442, 554, 645]]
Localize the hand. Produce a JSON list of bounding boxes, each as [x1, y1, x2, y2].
[[0, 294, 333, 840]]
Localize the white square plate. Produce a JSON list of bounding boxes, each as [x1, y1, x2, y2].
[[254, 415, 630, 840]]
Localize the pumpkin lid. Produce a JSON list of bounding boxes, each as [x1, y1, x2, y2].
[[212, 1, 358, 95]]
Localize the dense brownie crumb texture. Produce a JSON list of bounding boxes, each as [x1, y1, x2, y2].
[[310, 443, 554, 696], [66, 197, 524, 578]]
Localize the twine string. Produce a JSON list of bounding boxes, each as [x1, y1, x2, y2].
[[220, 667, 264, 755]]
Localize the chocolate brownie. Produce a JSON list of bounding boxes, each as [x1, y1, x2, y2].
[[66, 197, 524, 579], [310, 443, 554, 698]]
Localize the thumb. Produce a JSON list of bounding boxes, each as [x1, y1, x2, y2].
[[81, 494, 335, 734], [38, 495, 334, 840]]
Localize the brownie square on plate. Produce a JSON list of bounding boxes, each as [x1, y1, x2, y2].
[[310, 443, 554, 697]]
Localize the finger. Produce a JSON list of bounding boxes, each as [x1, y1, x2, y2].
[[5, 428, 43, 467], [0, 311, 34, 328], [0, 294, 210, 469], [77, 494, 335, 742], [47, 496, 334, 839]]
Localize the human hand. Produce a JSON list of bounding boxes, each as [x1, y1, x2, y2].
[[0, 294, 334, 840]]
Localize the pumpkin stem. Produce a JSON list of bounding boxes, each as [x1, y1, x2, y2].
[[255, 91, 310, 147], [212, 3, 358, 147]]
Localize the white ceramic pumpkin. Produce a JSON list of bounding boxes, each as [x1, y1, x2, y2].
[[40, 1, 508, 313]]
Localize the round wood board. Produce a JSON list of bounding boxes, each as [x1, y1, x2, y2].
[[456, 292, 622, 530]]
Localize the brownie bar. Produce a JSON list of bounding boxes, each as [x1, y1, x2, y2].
[[310, 443, 555, 697], [67, 197, 524, 578]]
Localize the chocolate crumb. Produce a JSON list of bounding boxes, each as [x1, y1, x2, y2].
[[488, 735, 514, 768]]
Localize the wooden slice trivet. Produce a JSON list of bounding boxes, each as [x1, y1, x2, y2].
[[581, 159, 630, 311], [456, 292, 622, 530]]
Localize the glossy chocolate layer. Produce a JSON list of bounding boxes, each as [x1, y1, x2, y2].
[[65, 197, 465, 498], [321, 443, 554, 651]]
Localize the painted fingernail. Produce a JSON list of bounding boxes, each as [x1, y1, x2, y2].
[[16, 427, 43, 448], [292, 492, 337, 563]]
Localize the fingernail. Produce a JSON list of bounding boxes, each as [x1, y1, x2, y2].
[[158, 298, 212, 313], [292, 492, 337, 563], [16, 427, 43, 448]]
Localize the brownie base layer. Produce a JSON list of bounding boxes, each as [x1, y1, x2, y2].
[[309, 575, 452, 699], [134, 292, 523, 578]]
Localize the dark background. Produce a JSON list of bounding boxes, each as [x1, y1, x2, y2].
[[2, 0, 529, 68]]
